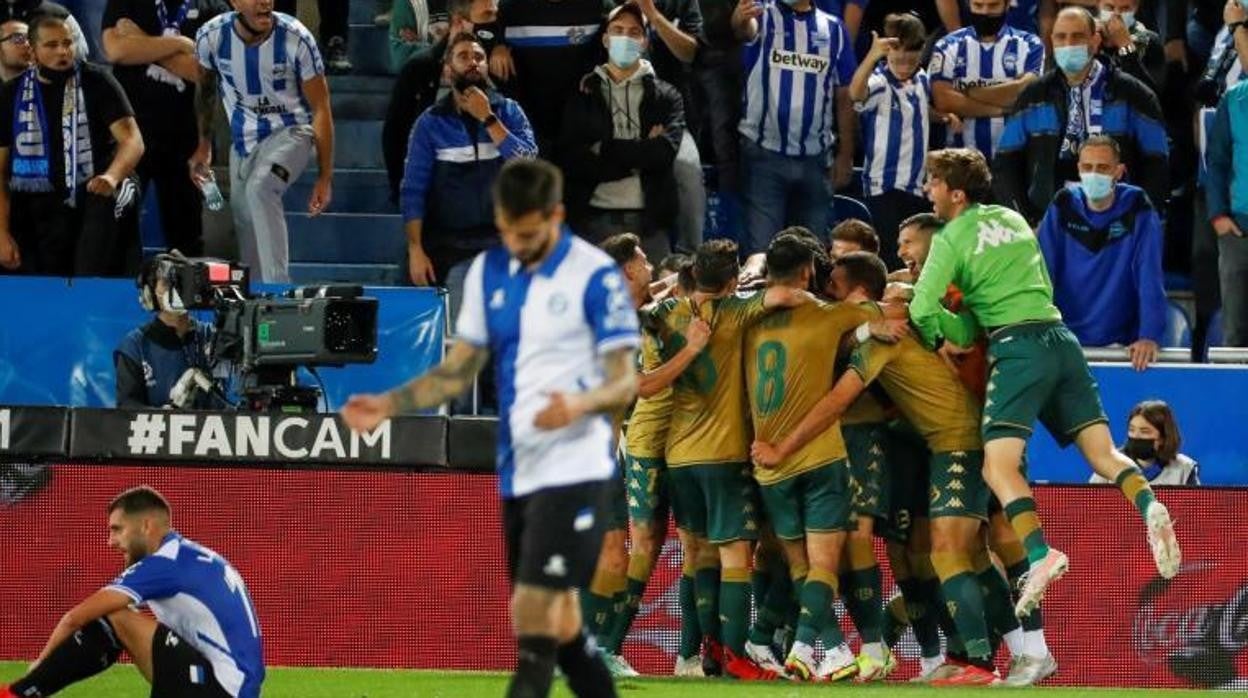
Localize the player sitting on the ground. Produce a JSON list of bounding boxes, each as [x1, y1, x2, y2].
[[3, 486, 264, 698]]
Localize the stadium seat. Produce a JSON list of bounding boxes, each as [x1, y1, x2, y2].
[[831, 194, 872, 226], [1163, 301, 1193, 348]]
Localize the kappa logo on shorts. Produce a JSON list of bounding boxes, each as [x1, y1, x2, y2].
[[573, 507, 595, 532], [166, 632, 180, 647], [543, 554, 568, 578]]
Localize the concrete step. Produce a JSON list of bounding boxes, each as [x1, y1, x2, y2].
[[349, 23, 394, 76], [290, 262, 404, 286], [331, 89, 389, 120], [328, 75, 395, 94], [333, 119, 385, 169], [286, 168, 396, 214], [287, 211, 405, 263]]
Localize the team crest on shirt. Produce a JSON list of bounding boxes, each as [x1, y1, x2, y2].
[[566, 26, 589, 44], [489, 289, 506, 309], [811, 29, 830, 47], [1003, 53, 1018, 72], [548, 293, 568, 315]]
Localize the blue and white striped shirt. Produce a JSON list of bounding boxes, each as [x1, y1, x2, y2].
[[456, 232, 640, 499], [856, 65, 931, 197], [195, 12, 325, 157], [107, 532, 263, 698], [929, 25, 1044, 159], [739, 1, 857, 157]]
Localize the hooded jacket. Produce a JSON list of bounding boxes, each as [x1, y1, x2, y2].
[[557, 59, 685, 231]]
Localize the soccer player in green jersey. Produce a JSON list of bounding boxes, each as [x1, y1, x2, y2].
[[651, 239, 812, 681], [909, 148, 1180, 614]]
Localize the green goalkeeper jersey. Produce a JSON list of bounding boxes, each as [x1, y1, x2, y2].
[[911, 203, 1062, 348]]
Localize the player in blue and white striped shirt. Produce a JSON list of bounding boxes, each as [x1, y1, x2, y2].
[[849, 13, 935, 268], [929, 0, 1044, 161], [190, 0, 335, 284], [3, 487, 263, 698], [733, 0, 857, 254], [343, 159, 638, 698]]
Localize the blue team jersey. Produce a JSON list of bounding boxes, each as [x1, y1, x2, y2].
[[740, 1, 857, 157], [856, 65, 931, 196], [456, 230, 640, 499], [107, 532, 264, 698], [929, 25, 1044, 160], [195, 12, 325, 157]]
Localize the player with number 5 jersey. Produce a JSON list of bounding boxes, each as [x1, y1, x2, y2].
[[3, 486, 263, 698]]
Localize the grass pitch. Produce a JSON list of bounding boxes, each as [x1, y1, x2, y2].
[[0, 663, 1227, 697]]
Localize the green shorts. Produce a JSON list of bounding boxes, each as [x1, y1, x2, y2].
[[669, 462, 760, 544], [984, 322, 1109, 446], [757, 460, 853, 540], [625, 453, 670, 525], [843, 422, 890, 521], [929, 450, 989, 521], [881, 420, 930, 543], [603, 459, 629, 531]]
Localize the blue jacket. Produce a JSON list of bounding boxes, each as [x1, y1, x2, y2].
[[114, 319, 215, 408], [992, 59, 1169, 224], [1037, 183, 1166, 346], [399, 89, 537, 272], [1205, 80, 1248, 234]]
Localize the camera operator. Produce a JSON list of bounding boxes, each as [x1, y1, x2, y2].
[[114, 252, 216, 409]]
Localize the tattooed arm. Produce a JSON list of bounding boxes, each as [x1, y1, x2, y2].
[[340, 341, 490, 432]]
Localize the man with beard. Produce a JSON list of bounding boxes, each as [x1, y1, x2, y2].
[[190, 0, 334, 284], [2, 486, 264, 698], [400, 31, 535, 317], [0, 14, 144, 275]]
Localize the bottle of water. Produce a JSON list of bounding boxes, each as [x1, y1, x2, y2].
[[196, 165, 225, 211]]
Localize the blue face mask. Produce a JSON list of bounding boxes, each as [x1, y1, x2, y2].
[[1080, 172, 1115, 200], [1054, 44, 1091, 74], [608, 35, 642, 68]]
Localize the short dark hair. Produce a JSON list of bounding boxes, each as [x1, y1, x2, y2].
[[493, 159, 562, 220], [444, 31, 484, 63], [926, 148, 993, 203], [658, 253, 696, 293], [883, 12, 925, 51], [108, 486, 171, 517], [766, 233, 816, 282], [899, 212, 943, 237], [693, 239, 739, 292], [835, 251, 888, 301], [601, 232, 642, 268], [1080, 134, 1122, 161], [831, 219, 881, 254], [28, 12, 66, 44]]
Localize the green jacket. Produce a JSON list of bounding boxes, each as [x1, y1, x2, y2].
[[911, 203, 1062, 348]]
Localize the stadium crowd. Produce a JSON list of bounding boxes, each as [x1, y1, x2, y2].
[[0, 0, 1231, 693]]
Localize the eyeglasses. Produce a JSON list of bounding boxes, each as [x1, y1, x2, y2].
[[0, 33, 28, 45]]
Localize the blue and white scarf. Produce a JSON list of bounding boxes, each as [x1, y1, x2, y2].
[[1060, 59, 1106, 161], [10, 67, 94, 206]]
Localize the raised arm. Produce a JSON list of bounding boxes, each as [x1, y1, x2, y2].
[[637, 317, 710, 398]]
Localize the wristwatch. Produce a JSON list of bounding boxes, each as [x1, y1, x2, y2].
[[482, 114, 499, 128]]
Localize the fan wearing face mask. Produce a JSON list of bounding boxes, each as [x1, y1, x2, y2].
[[114, 252, 216, 408], [1096, 0, 1165, 95], [1035, 134, 1167, 372], [557, 2, 685, 265], [1091, 401, 1200, 485], [993, 6, 1169, 226]]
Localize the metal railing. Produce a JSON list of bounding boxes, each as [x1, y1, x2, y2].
[[1082, 347, 1194, 363]]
